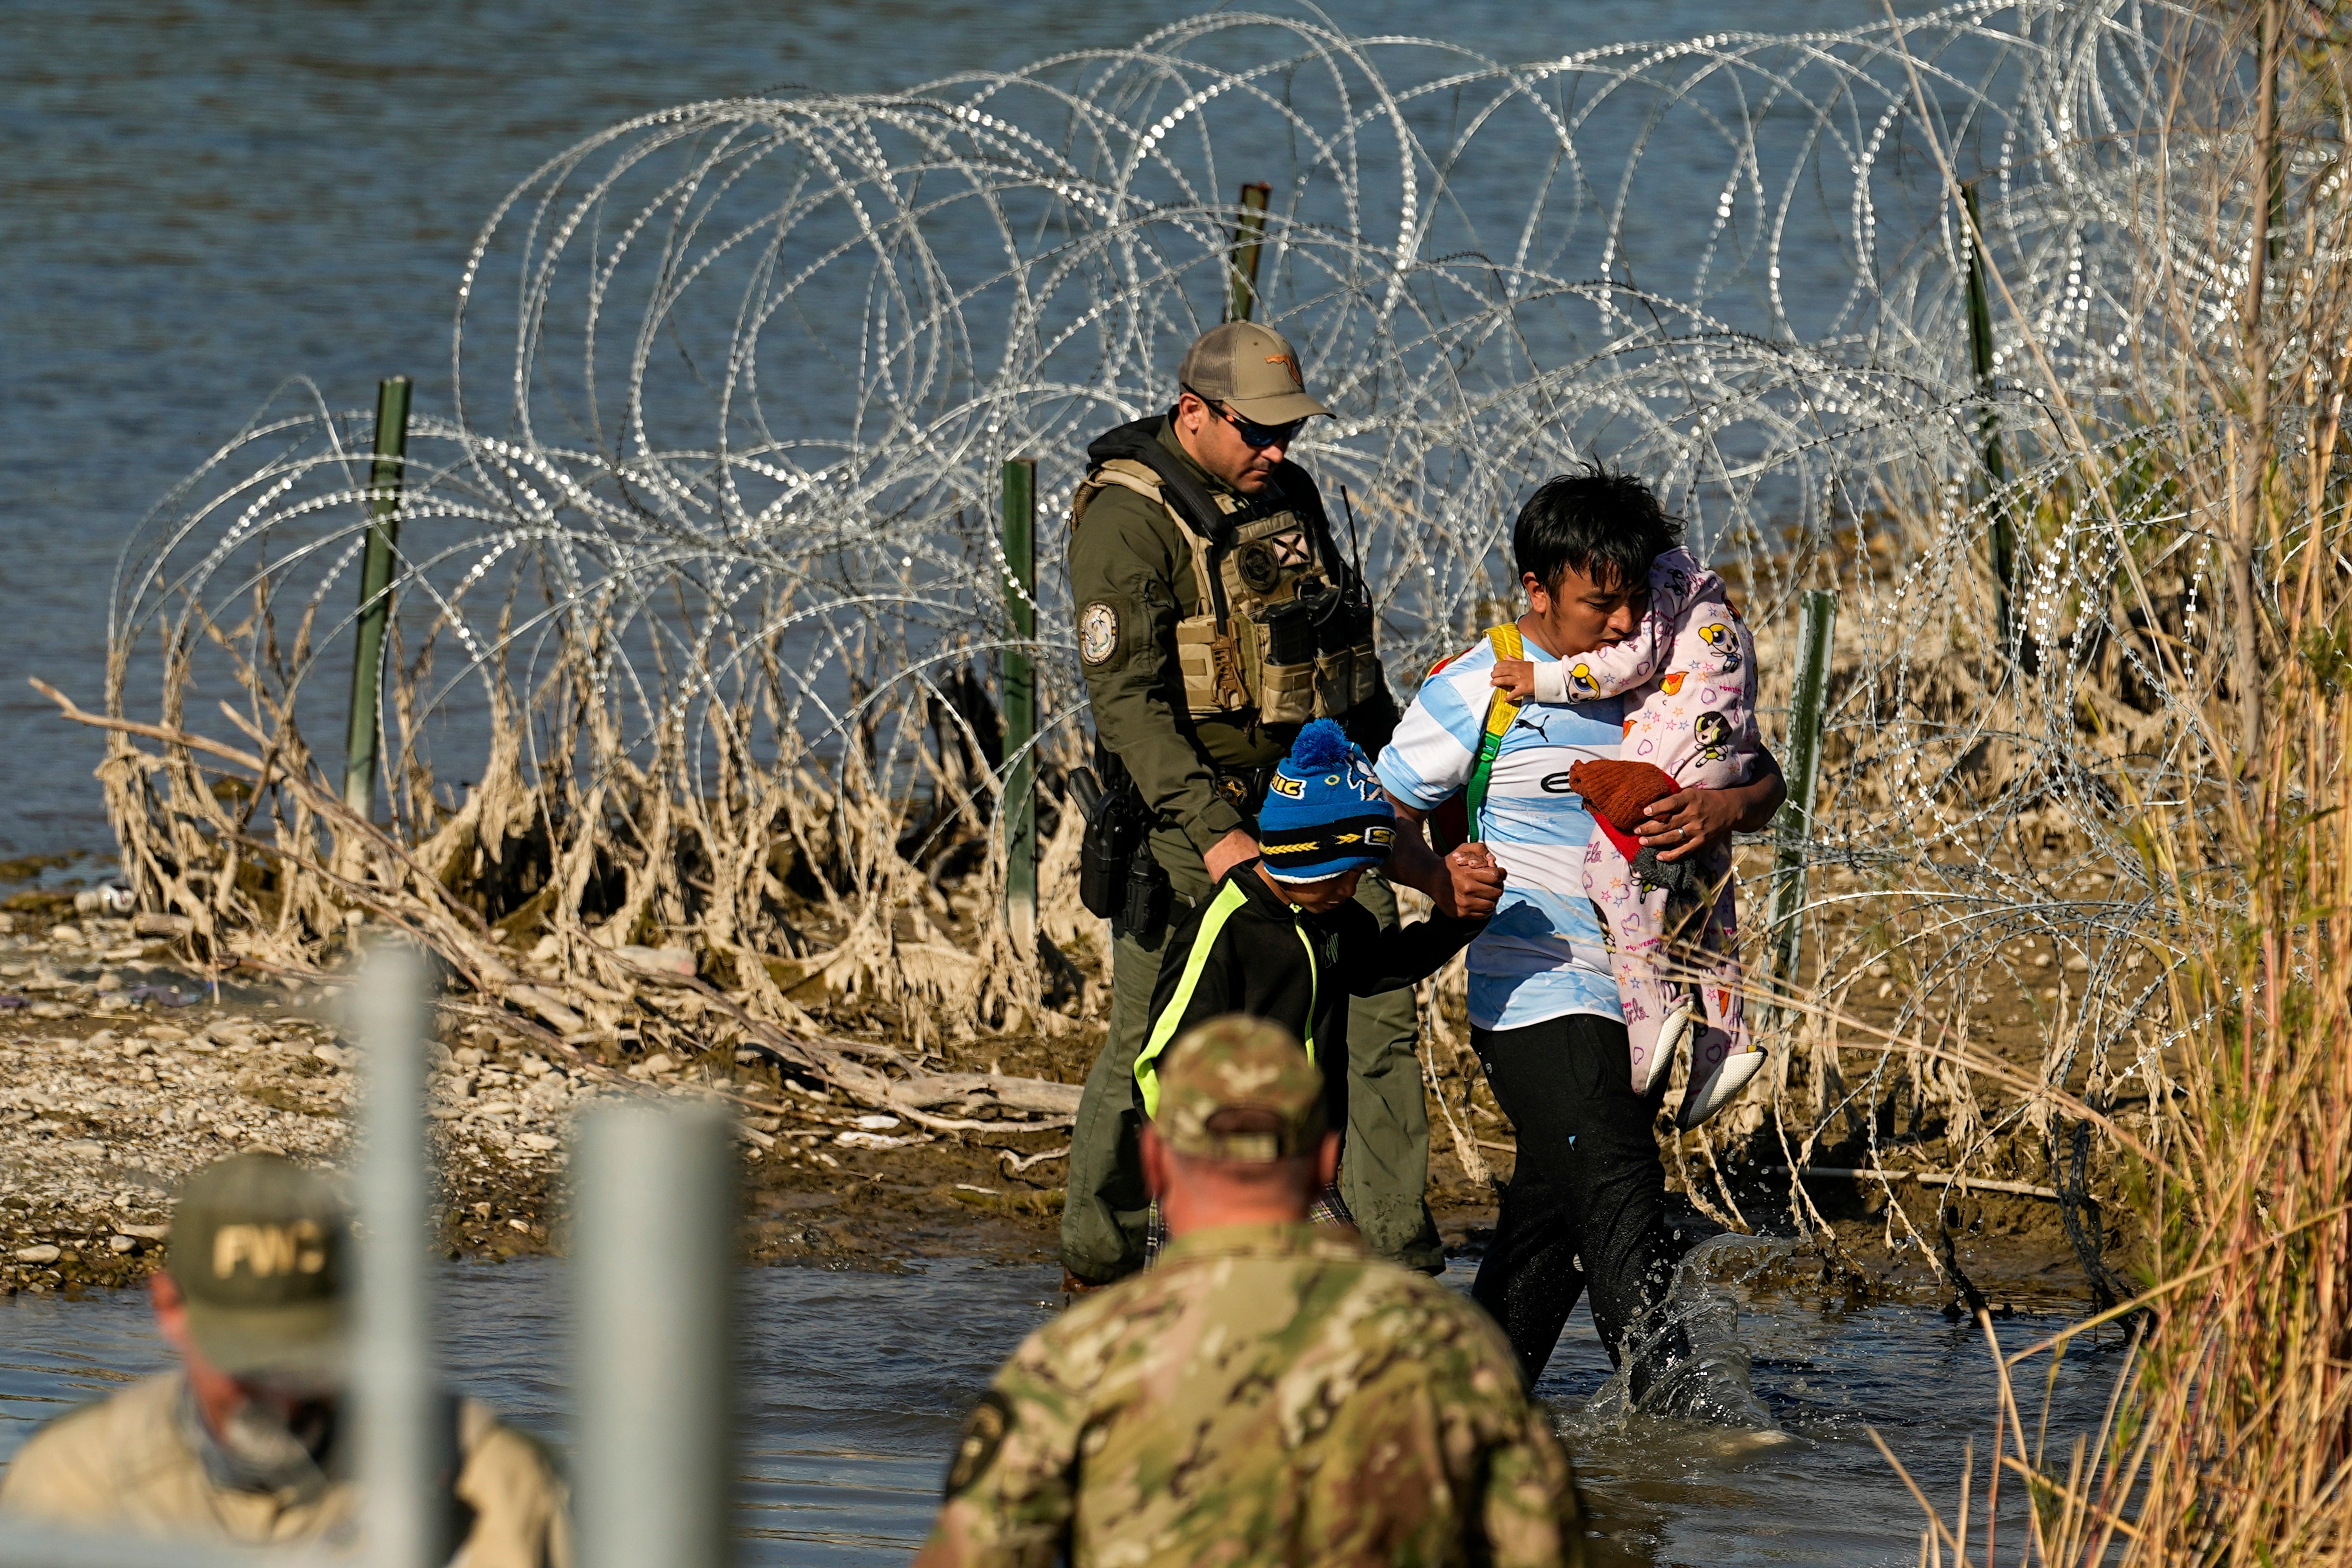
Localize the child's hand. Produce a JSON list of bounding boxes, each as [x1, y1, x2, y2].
[[1489, 659, 1535, 702]]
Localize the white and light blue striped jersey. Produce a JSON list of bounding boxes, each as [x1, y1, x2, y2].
[[1375, 635, 1622, 1033]]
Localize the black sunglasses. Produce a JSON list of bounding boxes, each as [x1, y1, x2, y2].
[[1182, 385, 1307, 450]]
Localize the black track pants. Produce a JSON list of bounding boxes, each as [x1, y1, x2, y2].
[[1470, 1011, 1697, 1397]]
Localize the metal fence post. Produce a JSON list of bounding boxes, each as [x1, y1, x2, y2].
[[575, 1103, 736, 1568], [1225, 182, 1272, 323], [343, 377, 413, 818], [1962, 185, 2014, 653], [354, 942, 444, 1568], [1000, 457, 1038, 951], [1767, 590, 1837, 1028]]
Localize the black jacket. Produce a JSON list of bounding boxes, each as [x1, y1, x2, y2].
[[1141, 863, 1481, 1128]]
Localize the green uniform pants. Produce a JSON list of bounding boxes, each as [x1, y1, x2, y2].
[[1060, 831, 1443, 1281]]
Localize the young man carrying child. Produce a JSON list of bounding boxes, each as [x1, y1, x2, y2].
[[1376, 466, 1786, 1400]]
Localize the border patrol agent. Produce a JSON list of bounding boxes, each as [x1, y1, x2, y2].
[[0, 1154, 572, 1567], [1062, 321, 1499, 1286], [918, 1016, 1587, 1568]]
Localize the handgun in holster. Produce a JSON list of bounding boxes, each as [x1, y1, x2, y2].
[[1069, 746, 1169, 936]]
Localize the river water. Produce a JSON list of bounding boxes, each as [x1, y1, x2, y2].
[[0, 1252, 2118, 1565], [0, 0, 1965, 861]]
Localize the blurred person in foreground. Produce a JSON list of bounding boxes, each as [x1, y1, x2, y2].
[[0, 1152, 570, 1566], [916, 1016, 1587, 1568]]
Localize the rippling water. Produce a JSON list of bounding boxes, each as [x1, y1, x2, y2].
[[0, 0, 1948, 860], [0, 1255, 2118, 1565]]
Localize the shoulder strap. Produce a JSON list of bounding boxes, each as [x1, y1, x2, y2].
[[1463, 623, 1524, 838], [1132, 880, 1317, 1117]]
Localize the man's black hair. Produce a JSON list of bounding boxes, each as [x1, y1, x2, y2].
[[1510, 463, 1683, 595]]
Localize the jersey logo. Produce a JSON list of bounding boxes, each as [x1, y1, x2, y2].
[[944, 1391, 1013, 1497], [1079, 602, 1119, 666]]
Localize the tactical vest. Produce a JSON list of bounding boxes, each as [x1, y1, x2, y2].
[[1071, 452, 1382, 727]]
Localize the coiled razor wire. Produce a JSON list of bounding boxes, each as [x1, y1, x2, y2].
[[98, 1, 2307, 1213]]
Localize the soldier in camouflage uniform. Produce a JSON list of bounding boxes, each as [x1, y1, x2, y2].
[[918, 1016, 1586, 1568], [1063, 321, 1504, 1284]]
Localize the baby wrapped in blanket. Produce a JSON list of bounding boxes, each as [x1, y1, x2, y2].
[[1490, 546, 1765, 1127]]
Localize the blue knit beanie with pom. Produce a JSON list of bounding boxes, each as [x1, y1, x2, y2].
[[1256, 720, 1398, 883]]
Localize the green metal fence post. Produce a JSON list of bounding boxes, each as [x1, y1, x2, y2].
[[1001, 457, 1038, 948], [343, 376, 412, 818], [1963, 183, 2014, 653], [1767, 589, 1837, 1029], [1225, 183, 1272, 323]]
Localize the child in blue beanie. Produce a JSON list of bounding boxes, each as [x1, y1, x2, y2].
[[1130, 720, 1496, 1206]]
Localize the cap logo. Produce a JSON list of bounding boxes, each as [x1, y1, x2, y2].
[[1268, 773, 1304, 798], [212, 1220, 328, 1280], [1265, 354, 1303, 387]]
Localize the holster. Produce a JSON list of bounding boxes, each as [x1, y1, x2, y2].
[[1073, 749, 1173, 940]]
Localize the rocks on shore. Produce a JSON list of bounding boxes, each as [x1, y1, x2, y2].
[[0, 913, 666, 1294]]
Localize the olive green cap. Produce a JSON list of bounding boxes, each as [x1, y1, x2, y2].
[[1177, 322, 1331, 424], [1154, 1014, 1327, 1162], [165, 1153, 350, 1382]]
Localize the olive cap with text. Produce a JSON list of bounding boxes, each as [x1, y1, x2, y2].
[[1153, 1015, 1327, 1162], [165, 1153, 350, 1381], [1176, 321, 1331, 424]]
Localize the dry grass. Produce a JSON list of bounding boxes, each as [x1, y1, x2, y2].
[[1855, 3, 2352, 1558]]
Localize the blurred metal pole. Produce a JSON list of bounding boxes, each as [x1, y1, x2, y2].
[[576, 1103, 736, 1568], [1766, 590, 1837, 1031], [354, 942, 445, 1568], [343, 377, 412, 818], [1225, 182, 1271, 322], [1000, 457, 1038, 951]]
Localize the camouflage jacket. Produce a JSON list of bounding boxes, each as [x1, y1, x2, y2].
[[918, 1221, 1586, 1568]]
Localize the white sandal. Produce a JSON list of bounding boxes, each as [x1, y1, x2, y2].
[[1679, 1048, 1765, 1129], [1638, 998, 1695, 1097]]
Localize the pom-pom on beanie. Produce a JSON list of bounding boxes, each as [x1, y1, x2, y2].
[[1256, 720, 1397, 884]]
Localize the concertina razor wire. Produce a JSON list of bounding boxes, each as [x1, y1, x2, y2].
[[89, 0, 2302, 1218]]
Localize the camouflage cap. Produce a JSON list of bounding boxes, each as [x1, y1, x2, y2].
[[165, 1153, 350, 1383], [1176, 321, 1331, 424], [1154, 1015, 1326, 1162]]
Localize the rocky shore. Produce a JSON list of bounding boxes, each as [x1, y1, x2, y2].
[[0, 892, 1119, 1296], [0, 905, 2098, 1310]]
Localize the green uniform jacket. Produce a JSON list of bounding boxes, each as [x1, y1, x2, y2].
[[1068, 418, 1394, 858], [921, 1221, 1587, 1568]]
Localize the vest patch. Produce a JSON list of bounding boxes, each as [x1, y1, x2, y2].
[[1079, 602, 1119, 666]]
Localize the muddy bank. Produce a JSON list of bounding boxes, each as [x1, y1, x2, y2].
[[0, 903, 2104, 1310]]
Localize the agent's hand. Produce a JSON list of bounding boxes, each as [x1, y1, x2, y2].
[[1634, 789, 1744, 863], [1436, 841, 1507, 919], [1203, 828, 1260, 882], [1487, 658, 1535, 703]]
